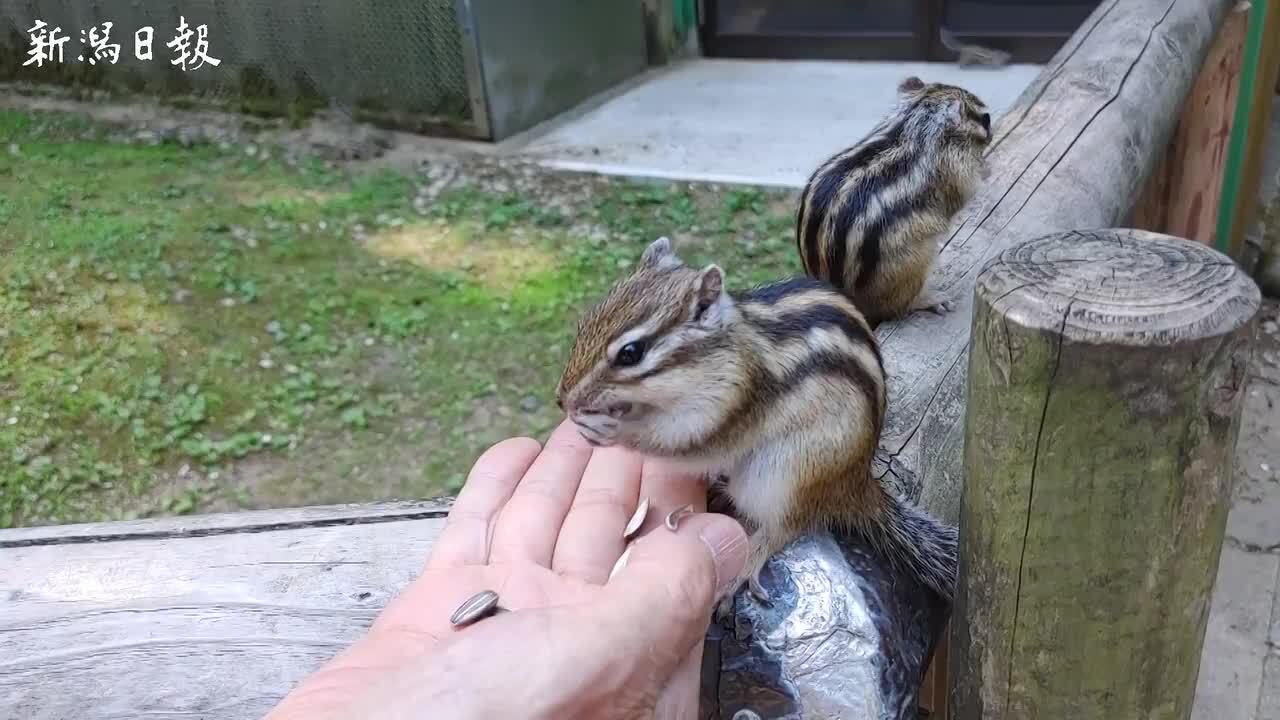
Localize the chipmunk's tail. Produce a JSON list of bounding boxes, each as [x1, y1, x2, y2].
[[854, 488, 959, 603]]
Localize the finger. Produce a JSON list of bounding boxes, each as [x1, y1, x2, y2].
[[488, 419, 594, 567], [637, 456, 710, 529], [653, 643, 705, 719], [426, 436, 541, 570], [596, 512, 748, 676], [550, 446, 643, 583]]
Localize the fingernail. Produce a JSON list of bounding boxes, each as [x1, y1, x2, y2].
[[699, 517, 748, 599], [608, 545, 633, 581]]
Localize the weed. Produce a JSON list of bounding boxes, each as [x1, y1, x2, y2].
[[0, 107, 800, 527]]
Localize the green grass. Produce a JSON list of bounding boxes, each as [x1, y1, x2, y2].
[[0, 108, 802, 528]]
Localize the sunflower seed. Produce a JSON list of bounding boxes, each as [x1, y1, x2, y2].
[[450, 590, 500, 627], [665, 504, 695, 531], [623, 497, 650, 540]]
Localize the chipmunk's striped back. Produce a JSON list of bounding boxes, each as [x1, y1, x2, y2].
[[796, 77, 991, 324], [734, 277, 886, 423], [684, 277, 888, 461]]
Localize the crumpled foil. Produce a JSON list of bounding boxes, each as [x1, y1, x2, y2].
[[699, 530, 950, 720]]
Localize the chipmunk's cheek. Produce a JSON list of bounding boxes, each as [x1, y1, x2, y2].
[[617, 401, 653, 421]]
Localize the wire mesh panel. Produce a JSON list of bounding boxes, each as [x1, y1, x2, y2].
[[0, 0, 485, 137]]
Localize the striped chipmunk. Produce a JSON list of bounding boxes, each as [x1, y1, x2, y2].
[[554, 237, 958, 606], [796, 76, 992, 325]]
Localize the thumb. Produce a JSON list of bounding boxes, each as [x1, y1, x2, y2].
[[598, 512, 748, 671]]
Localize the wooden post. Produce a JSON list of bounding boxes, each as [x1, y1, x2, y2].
[[951, 229, 1261, 720]]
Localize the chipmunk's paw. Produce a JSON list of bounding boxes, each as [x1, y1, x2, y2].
[[747, 571, 772, 605], [715, 591, 737, 623], [926, 298, 956, 315], [912, 291, 955, 317]]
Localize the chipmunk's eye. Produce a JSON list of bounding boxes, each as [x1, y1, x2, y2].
[[614, 340, 646, 368]]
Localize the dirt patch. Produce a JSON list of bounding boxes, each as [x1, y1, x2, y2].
[[366, 222, 559, 290], [0, 85, 480, 167]]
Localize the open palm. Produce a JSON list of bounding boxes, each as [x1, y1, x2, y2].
[[265, 420, 746, 720]]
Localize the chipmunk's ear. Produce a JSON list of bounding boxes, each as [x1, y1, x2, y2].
[[897, 76, 925, 95], [640, 236, 681, 270], [692, 264, 731, 327]]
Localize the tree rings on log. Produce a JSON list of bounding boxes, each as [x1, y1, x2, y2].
[[951, 228, 1260, 720]]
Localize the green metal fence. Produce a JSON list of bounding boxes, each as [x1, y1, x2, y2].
[[0, 0, 483, 137]]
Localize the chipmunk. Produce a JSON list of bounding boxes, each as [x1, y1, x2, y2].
[[938, 26, 1012, 68], [555, 237, 958, 605], [796, 76, 992, 325]]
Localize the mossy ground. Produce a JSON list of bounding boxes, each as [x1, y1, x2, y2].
[[0, 108, 803, 527]]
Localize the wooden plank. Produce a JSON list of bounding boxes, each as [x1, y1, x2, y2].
[[1224, 0, 1280, 256], [1130, 139, 1175, 233], [919, 621, 951, 718], [1130, 2, 1251, 244], [953, 229, 1259, 719], [0, 501, 449, 720], [0, 0, 1238, 717], [0, 498, 452, 545]]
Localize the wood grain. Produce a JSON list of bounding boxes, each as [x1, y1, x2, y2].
[[0, 501, 450, 720], [919, 621, 951, 718], [1130, 1, 1250, 245], [0, 0, 1241, 717], [872, 0, 1236, 525], [891, 3, 1234, 704], [0, 498, 453, 545], [952, 229, 1260, 719]]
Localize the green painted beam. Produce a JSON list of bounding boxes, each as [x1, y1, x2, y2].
[[673, 0, 695, 37], [1216, 0, 1270, 255]]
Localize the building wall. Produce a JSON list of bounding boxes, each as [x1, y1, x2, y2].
[[0, 0, 654, 141], [470, 0, 648, 140]]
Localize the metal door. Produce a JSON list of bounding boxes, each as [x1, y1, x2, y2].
[[699, 0, 1104, 63]]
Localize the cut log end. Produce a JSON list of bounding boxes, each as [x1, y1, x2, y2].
[[955, 226, 1261, 720], [975, 228, 1261, 346]]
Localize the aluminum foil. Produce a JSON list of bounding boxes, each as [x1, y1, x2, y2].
[[699, 530, 950, 720]]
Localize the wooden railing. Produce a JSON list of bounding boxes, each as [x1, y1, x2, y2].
[[0, 1, 1265, 718]]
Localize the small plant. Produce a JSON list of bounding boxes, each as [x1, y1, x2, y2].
[[0, 107, 800, 526]]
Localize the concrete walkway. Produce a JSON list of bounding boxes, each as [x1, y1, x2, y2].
[[1192, 92, 1280, 720], [508, 59, 1042, 188], [1193, 300, 1280, 720]]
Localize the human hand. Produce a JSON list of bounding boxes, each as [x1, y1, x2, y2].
[[264, 419, 748, 720]]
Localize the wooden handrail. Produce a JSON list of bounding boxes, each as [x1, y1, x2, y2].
[[0, 1, 1241, 717]]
